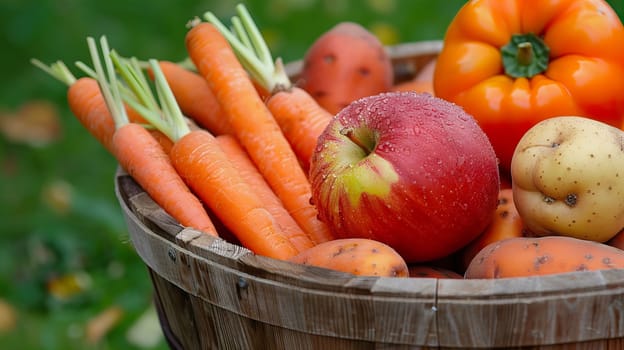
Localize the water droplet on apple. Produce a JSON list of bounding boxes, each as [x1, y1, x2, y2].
[[456, 113, 470, 122]]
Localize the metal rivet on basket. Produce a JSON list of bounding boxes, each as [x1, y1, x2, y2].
[[167, 248, 177, 262], [236, 277, 248, 300]]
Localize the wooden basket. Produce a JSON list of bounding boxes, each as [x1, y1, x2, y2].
[[115, 41, 624, 349]]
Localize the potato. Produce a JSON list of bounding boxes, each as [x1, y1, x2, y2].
[[511, 116, 624, 242], [465, 236, 624, 279], [288, 238, 409, 277], [298, 22, 393, 114], [458, 188, 525, 271]]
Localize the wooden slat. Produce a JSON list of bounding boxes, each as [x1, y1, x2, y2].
[[436, 271, 624, 348]]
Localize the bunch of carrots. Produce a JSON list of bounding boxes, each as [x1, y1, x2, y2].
[[32, 4, 419, 277], [34, 5, 331, 259]]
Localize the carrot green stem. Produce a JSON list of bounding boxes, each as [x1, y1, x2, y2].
[[204, 3, 291, 94], [234, 4, 272, 68], [110, 52, 160, 115], [149, 58, 191, 141], [75, 61, 97, 80], [112, 54, 191, 142], [78, 36, 129, 128], [31, 59, 77, 86]]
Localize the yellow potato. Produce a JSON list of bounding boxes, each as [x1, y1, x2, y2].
[[511, 116, 624, 242]]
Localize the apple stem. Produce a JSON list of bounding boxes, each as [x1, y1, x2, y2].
[[342, 127, 373, 154]]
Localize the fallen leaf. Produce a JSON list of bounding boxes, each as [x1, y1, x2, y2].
[[47, 271, 92, 300], [0, 299, 17, 333], [85, 305, 124, 344], [0, 100, 62, 147], [41, 179, 74, 215]]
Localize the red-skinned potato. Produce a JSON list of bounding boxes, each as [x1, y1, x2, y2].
[[465, 236, 624, 279], [458, 188, 525, 271], [288, 238, 409, 277], [298, 22, 393, 114]]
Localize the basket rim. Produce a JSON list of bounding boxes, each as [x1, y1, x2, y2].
[[115, 168, 624, 347], [115, 168, 624, 297]]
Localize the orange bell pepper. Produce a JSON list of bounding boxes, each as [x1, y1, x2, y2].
[[434, 0, 624, 173]]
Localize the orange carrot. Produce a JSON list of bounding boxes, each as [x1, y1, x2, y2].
[[112, 123, 217, 235], [67, 78, 175, 156], [265, 87, 332, 172], [157, 61, 234, 135], [31, 59, 169, 154], [116, 55, 302, 260], [67, 77, 118, 153], [69, 36, 217, 236], [170, 129, 300, 259], [205, 6, 333, 172], [216, 134, 314, 252], [186, 21, 334, 244]]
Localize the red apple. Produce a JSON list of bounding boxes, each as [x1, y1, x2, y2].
[[309, 91, 500, 262]]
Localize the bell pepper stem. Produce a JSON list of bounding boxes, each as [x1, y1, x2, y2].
[[516, 42, 533, 66], [501, 33, 550, 78]]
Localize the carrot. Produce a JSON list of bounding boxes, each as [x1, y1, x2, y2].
[[70, 36, 217, 236], [215, 134, 314, 252], [186, 18, 334, 244], [170, 129, 300, 259], [67, 77, 118, 153], [205, 5, 333, 173], [31, 60, 171, 154], [264, 88, 332, 172], [156, 61, 234, 135], [116, 54, 301, 260]]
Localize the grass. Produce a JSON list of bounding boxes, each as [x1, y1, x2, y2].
[[1, 0, 622, 349]]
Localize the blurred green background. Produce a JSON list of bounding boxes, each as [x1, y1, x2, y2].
[[1, 0, 623, 349]]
